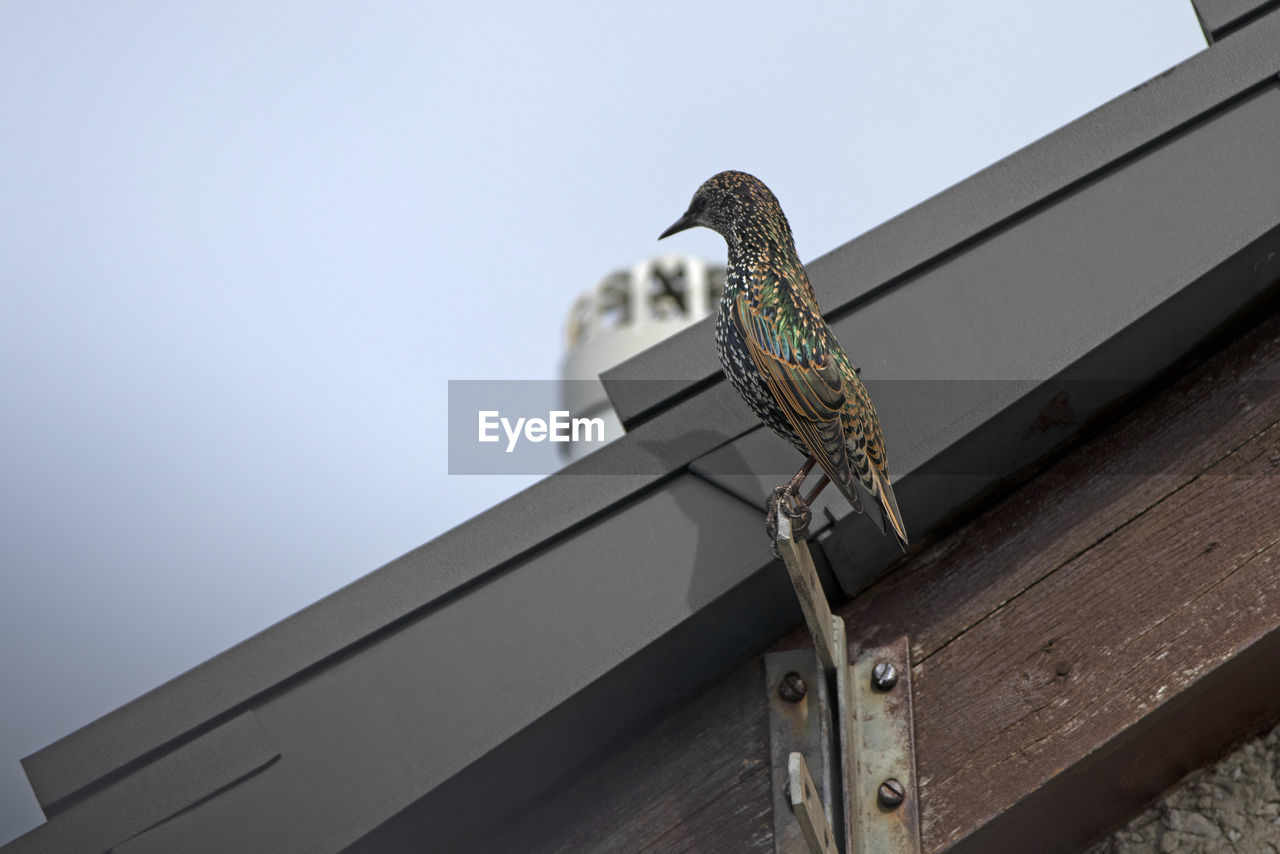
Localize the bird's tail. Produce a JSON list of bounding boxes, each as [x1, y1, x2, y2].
[[872, 468, 909, 552], [833, 463, 909, 552]]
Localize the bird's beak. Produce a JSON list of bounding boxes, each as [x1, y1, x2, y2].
[[658, 210, 699, 240]]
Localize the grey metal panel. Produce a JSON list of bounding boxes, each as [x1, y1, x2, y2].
[[1193, 0, 1277, 40], [2, 712, 275, 854], [601, 10, 1280, 429]]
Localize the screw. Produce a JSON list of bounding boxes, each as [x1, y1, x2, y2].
[[878, 778, 905, 809], [871, 661, 899, 692], [779, 672, 807, 702]]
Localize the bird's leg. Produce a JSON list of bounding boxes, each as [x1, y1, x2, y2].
[[765, 458, 814, 521], [766, 458, 817, 555], [785, 457, 816, 493]]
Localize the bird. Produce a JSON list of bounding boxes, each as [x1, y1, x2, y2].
[[659, 170, 908, 551]]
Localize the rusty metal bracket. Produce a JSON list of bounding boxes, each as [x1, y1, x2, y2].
[[767, 508, 921, 854], [766, 651, 837, 853], [846, 636, 921, 854]]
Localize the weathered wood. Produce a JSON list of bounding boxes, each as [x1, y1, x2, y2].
[[918, 423, 1280, 851], [467, 308, 1280, 853]]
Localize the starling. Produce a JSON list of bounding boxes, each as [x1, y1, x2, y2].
[[659, 170, 908, 551]]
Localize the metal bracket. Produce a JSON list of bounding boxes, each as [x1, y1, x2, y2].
[[766, 651, 837, 853], [846, 636, 921, 854], [766, 509, 921, 854], [774, 512, 838, 672]]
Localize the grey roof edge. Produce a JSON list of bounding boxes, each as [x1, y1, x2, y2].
[[601, 13, 1280, 428], [1193, 0, 1280, 40], [4, 713, 277, 854]]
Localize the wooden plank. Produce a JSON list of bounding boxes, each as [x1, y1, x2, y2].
[[918, 421, 1280, 852], [466, 307, 1280, 853]]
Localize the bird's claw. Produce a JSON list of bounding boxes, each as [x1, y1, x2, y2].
[[765, 484, 812, 559]]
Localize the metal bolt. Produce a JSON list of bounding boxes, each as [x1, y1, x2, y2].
[[871, 661, 899, 692], [778, 671, 807, 703], [877, 778, 905, 809]]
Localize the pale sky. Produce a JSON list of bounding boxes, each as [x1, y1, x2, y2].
[[0, 1, 1205, 843]]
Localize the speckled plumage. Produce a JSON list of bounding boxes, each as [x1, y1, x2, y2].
[[660, 170, 908, 548]]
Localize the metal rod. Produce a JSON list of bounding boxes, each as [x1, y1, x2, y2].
[[774, 508, 838, 673], [788, 752, 841, 854]]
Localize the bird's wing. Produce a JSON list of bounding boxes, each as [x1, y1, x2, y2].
[[734, 285, 910, 549], [731, 287, 857, 493]]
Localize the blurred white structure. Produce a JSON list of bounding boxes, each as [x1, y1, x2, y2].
[[560, 254, 724, 461]]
